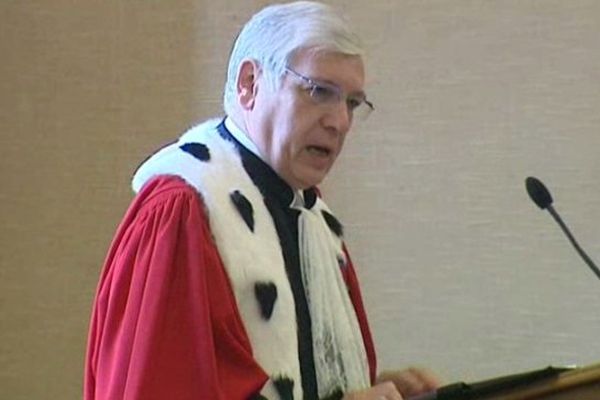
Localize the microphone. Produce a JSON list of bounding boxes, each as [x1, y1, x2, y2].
[[525, 176, 600, 280]]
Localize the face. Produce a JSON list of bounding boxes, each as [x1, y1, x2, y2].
[[239, 50, 366, 190]]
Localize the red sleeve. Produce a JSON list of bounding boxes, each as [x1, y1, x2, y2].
[[84, 176, 268, 400], [341, 247, 378, 384]]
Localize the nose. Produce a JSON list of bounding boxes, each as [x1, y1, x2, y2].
[[321, 101, 352, 134]]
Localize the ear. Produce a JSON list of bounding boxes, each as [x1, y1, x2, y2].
[[237, 60, 260, 110]]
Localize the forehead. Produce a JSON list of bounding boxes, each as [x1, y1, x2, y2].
[[290, 49, 366, 92]]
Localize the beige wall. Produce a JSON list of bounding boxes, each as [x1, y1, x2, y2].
[[2, 1, 600, 399]]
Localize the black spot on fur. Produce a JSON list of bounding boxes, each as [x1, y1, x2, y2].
[[337, 255, 347, 269], [217, 121, 236, 143], [180, 142, 210, 161], [255, 282, 278, 320], [273, 376, 294, 400], [230, 190, 254, 232], [322, 388, 344, 400], [321, 210, 343, 237]]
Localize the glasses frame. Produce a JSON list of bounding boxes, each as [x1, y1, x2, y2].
[[284, 67, 374, 118]]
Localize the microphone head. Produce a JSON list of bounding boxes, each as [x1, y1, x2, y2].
[[526, 176, 554, 209]]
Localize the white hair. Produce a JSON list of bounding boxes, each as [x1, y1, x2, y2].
[[223, 1, 364, 116]]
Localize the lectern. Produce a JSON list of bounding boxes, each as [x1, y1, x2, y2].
[[431, 363, 600, 400]]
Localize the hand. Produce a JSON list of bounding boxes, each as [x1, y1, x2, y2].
[[343, 381, 404, 400], [376, 367, 441, 398]]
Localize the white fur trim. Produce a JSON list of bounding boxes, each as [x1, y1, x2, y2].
[[133, 120, 301, 399]]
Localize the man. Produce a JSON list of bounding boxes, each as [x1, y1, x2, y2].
[[85, 2, 439, 399]]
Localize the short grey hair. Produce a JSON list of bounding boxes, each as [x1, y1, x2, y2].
[[223, 1, 364, 116]]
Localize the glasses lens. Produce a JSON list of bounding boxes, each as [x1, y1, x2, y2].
[[286, 67, 374, 121], [309, 84, 339, 104]]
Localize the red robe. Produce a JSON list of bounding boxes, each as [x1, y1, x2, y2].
[[85, 176, 376, 400]]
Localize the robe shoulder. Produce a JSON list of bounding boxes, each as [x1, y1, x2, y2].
[[84, 175, 268, 400]]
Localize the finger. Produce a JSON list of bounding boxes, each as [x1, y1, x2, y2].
[[377, 368, 439, 397], [344, 381, 404, 400], [378, 381, 404, 400], [396, 369, 427, 396], [408, 367, 442, 391]]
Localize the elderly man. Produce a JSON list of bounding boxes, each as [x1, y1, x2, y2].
[[85, 2, 439, 399]]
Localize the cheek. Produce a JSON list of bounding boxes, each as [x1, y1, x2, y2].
[[280, 131, 303, 163], [277, 112, 310, 152], [272, 96, 324, 159]]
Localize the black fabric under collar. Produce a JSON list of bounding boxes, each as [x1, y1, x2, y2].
[[217, 120, 317, 209], [217, 119, 320, 399]]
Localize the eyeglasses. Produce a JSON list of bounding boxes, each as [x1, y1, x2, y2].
[[284, 67, 374, 120]]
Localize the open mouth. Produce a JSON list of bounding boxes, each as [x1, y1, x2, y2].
[[307, 145, 331, 157]]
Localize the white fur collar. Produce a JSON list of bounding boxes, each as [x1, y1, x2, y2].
[[133, 119, 302, 399]]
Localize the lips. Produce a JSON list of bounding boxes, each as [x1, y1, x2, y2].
[[306, 144, 332, 157]]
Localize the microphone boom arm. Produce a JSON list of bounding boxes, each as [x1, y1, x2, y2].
[[547, 204, 600, 280]]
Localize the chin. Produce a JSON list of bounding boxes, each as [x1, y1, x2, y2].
[[288, 165, 330, 189], [299, 175, 326, 189]]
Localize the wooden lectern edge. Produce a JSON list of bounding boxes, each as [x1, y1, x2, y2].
[[484, 363, 600, 400]]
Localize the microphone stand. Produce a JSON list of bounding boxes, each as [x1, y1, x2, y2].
[[546, 204, 600, 280]]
